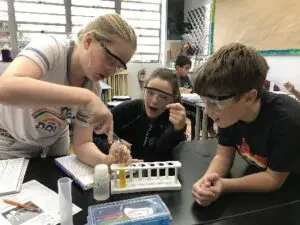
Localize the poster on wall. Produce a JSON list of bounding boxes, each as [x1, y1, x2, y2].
[[210, 0, 300, 55]]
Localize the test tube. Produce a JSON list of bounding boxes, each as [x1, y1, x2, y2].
[[58, 177, 73, 225], [119, 164, 126, 188]]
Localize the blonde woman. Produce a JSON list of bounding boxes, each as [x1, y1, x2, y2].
[[0, 14, 137, 166]]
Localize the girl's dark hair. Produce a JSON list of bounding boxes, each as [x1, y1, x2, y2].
[[144, 68, 181, 103]]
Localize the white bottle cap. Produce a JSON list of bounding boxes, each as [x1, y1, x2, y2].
[[94, 164, 109, 178]]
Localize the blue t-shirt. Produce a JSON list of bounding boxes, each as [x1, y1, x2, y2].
[[178, 76, 193, 89]]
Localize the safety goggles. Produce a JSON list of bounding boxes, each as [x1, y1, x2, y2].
[[144, 87, 175, 104], [201, 93, 236, 110]]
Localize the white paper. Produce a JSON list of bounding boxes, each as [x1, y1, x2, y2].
[[0, 158, 29, 195], [0, 180, 81, 225], [107, 101, 123, 107], [181, 93, 202, 102], [55, 155, 94, 189]]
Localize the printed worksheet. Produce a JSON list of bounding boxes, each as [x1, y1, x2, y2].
[[0, 180, 81, 225]]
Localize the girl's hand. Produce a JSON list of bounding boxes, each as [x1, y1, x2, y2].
[[167, 103, 186, 131], [108, 142, 131, 163], [107, 141, 143, 165]]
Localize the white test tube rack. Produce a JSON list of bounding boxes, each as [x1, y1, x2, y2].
[[110, 161, 182, 194]]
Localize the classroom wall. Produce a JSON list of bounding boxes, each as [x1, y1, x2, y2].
[[265, 56, 300, 91], [126, 55, 300, 97], [182, 0, 300, 92], [126, 62, 162, 98]]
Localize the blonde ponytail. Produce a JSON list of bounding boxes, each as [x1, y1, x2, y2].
[[77, 13, 137, 51]]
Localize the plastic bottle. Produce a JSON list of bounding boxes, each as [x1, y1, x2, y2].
[[93, 164, 110, 201]]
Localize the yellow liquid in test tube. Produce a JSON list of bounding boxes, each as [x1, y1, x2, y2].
[[119, 164, 126, 188]]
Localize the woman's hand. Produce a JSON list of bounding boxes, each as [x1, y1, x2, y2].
[[86, 95, 114, 142], [107, 141, 130, 163], [106, 141, 143, 165]]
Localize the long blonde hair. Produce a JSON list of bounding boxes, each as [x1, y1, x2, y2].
[[77, 13, 137, 51]]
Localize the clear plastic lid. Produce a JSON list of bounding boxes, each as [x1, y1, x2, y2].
[[87, 195, 171, 225]]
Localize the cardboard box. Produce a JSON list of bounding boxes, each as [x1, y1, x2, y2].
[[170, 42, 182, 59]]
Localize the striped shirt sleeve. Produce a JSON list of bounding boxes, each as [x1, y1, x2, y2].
[[17, 34, 60, 76]]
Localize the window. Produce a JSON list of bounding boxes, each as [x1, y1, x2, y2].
[[0, 0, 10, 55], [71, 0, 115, 35], [3, 0, 163, 63], [0, 1, 8, 21], [121, 0, 162, 62], [14, 0, 66, 49]]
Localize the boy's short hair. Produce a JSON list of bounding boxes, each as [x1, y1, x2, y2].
[[175, 55, 192, 67], [194, 43, 269, 98]]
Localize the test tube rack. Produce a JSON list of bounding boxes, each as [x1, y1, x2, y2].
[[110, 161, 182, 194]]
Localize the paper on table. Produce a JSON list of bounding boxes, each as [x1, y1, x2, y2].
[[0, 158, 29, 196], [55, 155, 94, 190], [181, 93, 202, 102], [55, 155, 138, 192], [107, 101, 123, 107], [0, 180, 81, 225]]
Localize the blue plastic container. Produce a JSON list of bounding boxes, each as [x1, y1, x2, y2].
[[87, 195, 171, 225]]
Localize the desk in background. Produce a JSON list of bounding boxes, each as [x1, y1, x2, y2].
[[99, 81, 111, 103], [107, 96, 131, 108], [23, 140, 300, 225], [107, 101, 123, 108], [181, 93, 208, 140]]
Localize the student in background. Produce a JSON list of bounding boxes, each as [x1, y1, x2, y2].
[[175, 55, 215, 139], [174, 55, 195, 139], [0, 14, 136, 166], [284, 80, 300, 100], [175, 55, 193, 94], [192, 43, 300, 206], [94, 68, 187, 162]]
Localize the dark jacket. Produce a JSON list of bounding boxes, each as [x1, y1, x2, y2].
[[93, 99, 186, 161]]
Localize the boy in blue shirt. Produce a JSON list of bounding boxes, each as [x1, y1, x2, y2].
[[175, 55, 193, 93], [175, 55, 215, 139]]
